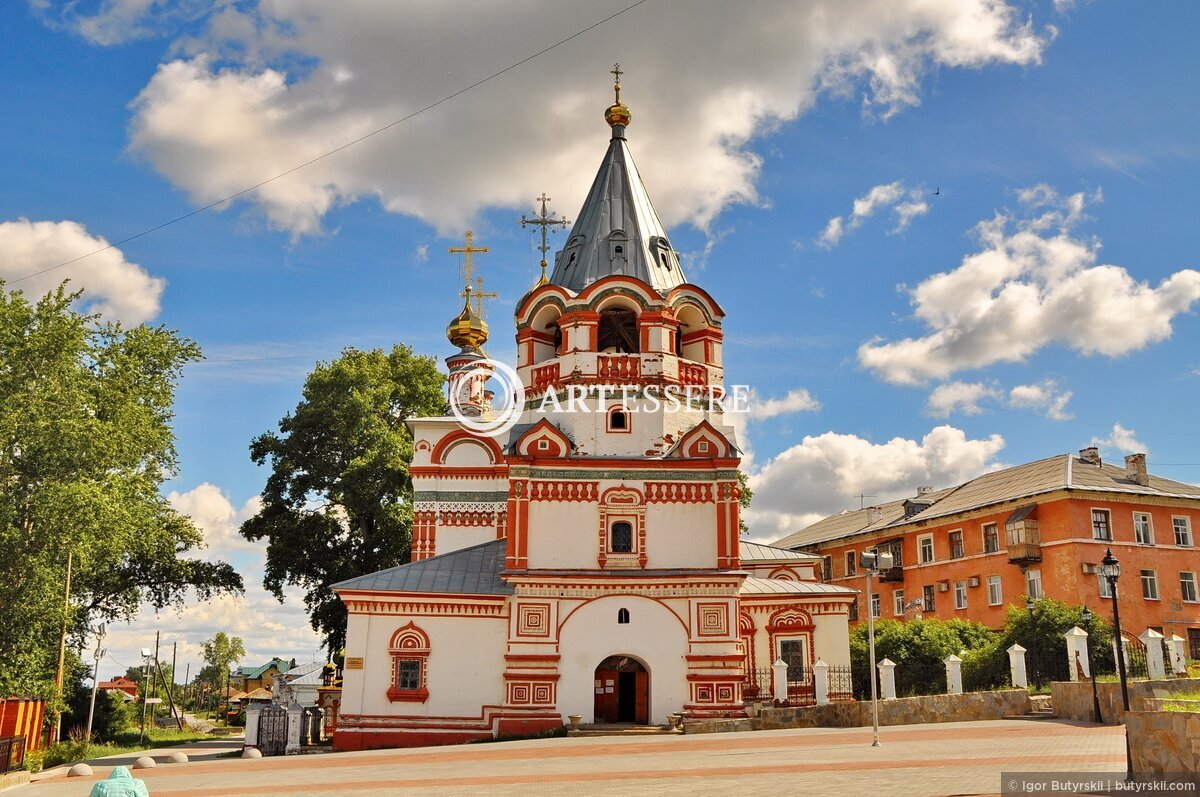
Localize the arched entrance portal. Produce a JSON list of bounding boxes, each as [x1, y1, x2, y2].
[[593, 656, 649, 724]]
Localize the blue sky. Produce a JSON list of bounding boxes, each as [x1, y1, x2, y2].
[[3, 0, 1198, 678]]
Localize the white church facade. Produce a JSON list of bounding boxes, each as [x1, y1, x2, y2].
[[330, 77, 855, 751]]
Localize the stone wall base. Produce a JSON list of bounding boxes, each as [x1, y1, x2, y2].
[[1051, 678, 1200, 725], [1127, 710, 1200, 773]]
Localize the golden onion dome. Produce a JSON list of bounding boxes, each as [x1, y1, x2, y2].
[[605, 101, 631, 128], [446, 285, 489, 351]]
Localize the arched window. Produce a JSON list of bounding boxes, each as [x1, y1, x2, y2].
[[617, 608, 630, 624], [598, 308, 639, 353], [608, 406, 629, 433], [551, 323, 563, 355], [610, 521, 634, 553]]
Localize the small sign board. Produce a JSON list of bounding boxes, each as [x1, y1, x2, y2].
[[143, 697, 163, 704], [345, 657, 364, 670]]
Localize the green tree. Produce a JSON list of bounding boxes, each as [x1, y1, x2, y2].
[[201, 632, 246, 679], [737, 470, 753, 534], [849, 617, 999, 697], [240, 346, 445, 652], [0, 283, 243, 698]]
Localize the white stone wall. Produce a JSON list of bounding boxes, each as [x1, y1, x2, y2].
[[645, 502, 717, 568], [556, 595, 690, 724], [341, 612, 507, 720]]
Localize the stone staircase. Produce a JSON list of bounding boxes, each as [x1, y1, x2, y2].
[[566, 723, 681, 737], [1023, 694, 1058, 720]]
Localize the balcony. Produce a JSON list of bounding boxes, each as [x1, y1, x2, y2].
[[1006, 511, 1041, 565], [678, 360, 707, 386], [597, 354, 640, 382], [531, 362, 560, 393]]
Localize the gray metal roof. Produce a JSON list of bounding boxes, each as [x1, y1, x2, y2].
[[739, 576, 857, 596], [739, 540, 819, 563], [774, 452, 1200, 549], [332, 539, 513, 596], [549, 127, 686, 293]]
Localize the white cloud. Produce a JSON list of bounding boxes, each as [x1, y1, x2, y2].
[[859, 187, 1200, 385], [745, 425, 1005, 540], [95, 484, 323, 686], [413, 244, 429, 264], [119, 0, 1051, 236], [926, 380, 1000, 417], [0, 219, 164, 324], [29, 0, 228, 46], [818, 181, 931, 247], [1092, 423, 1147, 457], [1008, 379, 1073, 420], [925, 378, 1073, 420], [745, 387, 822, 422]]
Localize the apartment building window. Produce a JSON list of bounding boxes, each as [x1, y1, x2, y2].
[[1026, 569, 1043, 599], [845, 551, 857, 577], [982, 523, 1000, 554], [918, 534, 935, 564], [949, 530, 964, 560], [848, 599, 859, 621], [1099, 573, 1113, 599], [871, 593, 881, 619], [1141, 569, 1159, 600], [1180, 572, 1199, 603], [987, 575, 1003, 606], [1091, 509, 1112, 541], [954, 580, 968, 610], [922, 584, 936, 613], [886, 541, 904, 567], [1173, 517, 1194, 547], [822, 556, 833, 581], [893, 590, 906, 616], [1134, 512, 1154, 545]]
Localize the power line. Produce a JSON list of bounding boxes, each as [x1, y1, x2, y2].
[[6, 0, 653, 288]]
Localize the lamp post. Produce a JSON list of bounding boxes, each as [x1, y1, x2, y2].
[[861, 550, 894, 748], [85, 624, 106, 741], [1025, 595, 1041, 690], [1081, 607, 1102, 724], [139, 649, 153, 746], [1100, 547, 1132, 777]]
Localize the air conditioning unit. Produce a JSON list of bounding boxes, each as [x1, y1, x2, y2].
[[937, 582, 949, 593], [967, 576, 981, 588]]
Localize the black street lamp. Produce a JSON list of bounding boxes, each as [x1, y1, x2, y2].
[[1100, 547, 1133, 777], [1081, 606, 1103, 724], [1025, 595, 1041, 690]]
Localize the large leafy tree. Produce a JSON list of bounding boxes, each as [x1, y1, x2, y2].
[[0, 284, 243, 698], [240, 346, 446, 653], [201, 632, 246, 679]]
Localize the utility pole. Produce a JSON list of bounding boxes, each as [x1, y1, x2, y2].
[[50, 549, 73, 745], [151, 631, 160, 730], [85, 624, 107, 741]]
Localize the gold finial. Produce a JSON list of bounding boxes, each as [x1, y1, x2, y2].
[[520, 193, 570, 286], [470, 276, 498, 319], [446, 233, 493, 351], [449, 230, 489, 287], [605, 63, 631, 129]]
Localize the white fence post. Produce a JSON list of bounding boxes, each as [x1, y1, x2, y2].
[[1167, 635, 1188, 675], [285, 703, 303, 754], [878, 658, 897, 700], [772, 659, 788, 704], [1140, 629, 1166, 680], [1064, 626, 1090, 681], [945, 654, 963, 695], [1007, 644, 1028, 689], [814, 659, 830, 705], [244, 705, 260, 748]]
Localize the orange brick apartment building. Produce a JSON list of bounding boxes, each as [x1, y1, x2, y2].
[[774, 449, 1200, 659]]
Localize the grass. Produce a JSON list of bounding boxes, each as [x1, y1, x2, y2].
[[27, 727, 216, 772]]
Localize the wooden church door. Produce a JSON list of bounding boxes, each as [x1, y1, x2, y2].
[[594, 656, 649, 724]]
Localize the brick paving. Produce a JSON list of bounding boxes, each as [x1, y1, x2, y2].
[[21, 719, 1126, 797]]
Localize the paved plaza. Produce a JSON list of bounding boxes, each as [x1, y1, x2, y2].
[[21, 719, 1127, 797]]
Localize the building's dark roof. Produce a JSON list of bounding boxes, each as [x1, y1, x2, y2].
[[332, 539, 513, 596]]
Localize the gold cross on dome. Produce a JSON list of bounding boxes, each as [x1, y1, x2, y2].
[[449, 230, 489, 288], [468, 277, 498, 320], [519, 193, 570, 285], [610, 63, 623, 104]]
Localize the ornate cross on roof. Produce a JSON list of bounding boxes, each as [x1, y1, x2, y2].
[[449, 231, 496, 318], [611, 63, 623, 104], [519, 193, 570, 286]]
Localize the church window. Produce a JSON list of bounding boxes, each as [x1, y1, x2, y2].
[[538, 439, 550, 451], [615, 245, 624, 255], [395, 660, 421, 690], [611, 521, 634, 553], [617, 608, 630, 624], [779, 639, 807, 680], [552, 324, 563, 355], [598, 308, 639, 353], [608, 406, 629, 432]]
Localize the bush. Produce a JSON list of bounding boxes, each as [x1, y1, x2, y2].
[[850, 617, 1001, 698]]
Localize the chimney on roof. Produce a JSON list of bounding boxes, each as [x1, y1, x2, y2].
[[867, 506, 883, 525], [1124, 453, 1149, 486], [916, 486, 933, 497], [1079, 446, 1101, 466]]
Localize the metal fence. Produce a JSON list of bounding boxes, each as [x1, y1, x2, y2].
[[742, 667, 774, 701], [787, 677, 815, 706], [0, 737, 26, 774], [826, 665, 854, 701]]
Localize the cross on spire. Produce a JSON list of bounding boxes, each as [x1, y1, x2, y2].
[[449, 231, 496, 319], [611, 63, 623, 104], [520, 193, 571, 286]]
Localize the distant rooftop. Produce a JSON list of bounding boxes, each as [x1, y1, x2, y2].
[[774, 452, 1200, 550]]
